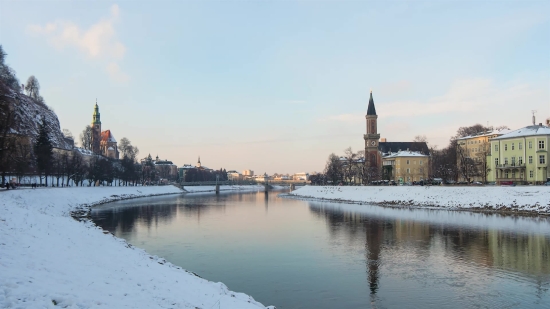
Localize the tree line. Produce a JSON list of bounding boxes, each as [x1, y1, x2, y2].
[[0, 45, 156, 187]]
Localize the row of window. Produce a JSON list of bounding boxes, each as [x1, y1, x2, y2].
[[398, 160, 424, 165], [495, 140, 546, 151], [496, 155, 546, 165], [396, 168, 425, 174], [503, 170, 539, 179]]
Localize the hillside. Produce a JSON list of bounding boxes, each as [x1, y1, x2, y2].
[[2, 83, 72, 150]]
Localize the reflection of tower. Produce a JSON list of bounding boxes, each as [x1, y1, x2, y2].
[[91, 100, 101, 154], [365, 219, 382, 295]]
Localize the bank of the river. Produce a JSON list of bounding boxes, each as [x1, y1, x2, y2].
[[286, 185, 550, 215], [0, 186, 274, 309]]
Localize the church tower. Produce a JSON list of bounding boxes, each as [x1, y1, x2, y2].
[[364, 90, 381, 172], [91, 100, 101, 154]]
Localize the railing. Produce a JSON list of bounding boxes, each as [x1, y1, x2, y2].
[[496, 164, 526, 168]]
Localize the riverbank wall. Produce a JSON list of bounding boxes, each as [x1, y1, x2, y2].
[[0, 186, 274, 309], [287, 186, 550, 215]]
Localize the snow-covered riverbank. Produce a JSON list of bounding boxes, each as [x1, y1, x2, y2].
[[286, 186, 550, 215], [0, 186, 274, 309]]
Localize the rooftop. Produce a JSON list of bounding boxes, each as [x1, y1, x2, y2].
[[384, 150, 429, 158], [491, 124, 550, 140]]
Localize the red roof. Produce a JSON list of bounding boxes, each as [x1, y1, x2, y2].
[[100, 130, 117, 143]]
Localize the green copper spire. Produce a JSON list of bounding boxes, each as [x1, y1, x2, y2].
[[92, 99, 101, 124]]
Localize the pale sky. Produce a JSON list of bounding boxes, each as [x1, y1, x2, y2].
[[1, 0, 549, 174]]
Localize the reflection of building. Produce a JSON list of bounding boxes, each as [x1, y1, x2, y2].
[[382, 151, 429, 183], [90, 101, 119, 159], [488, 122, 550, 184]]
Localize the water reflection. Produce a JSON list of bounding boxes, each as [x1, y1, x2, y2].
[[92, 192, 550, 309]]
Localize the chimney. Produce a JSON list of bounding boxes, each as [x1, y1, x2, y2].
[[380, 138, 387, 142]]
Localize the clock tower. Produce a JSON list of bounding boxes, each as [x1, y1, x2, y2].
[[364, 90, 381, 171]]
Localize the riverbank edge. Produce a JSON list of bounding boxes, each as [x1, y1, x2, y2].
[[282, 189, 550, 217], [1, 186, 274, 309]]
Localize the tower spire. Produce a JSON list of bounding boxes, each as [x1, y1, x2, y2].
[[367, 90, 376, 116]]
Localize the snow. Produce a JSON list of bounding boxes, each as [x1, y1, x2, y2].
[[287, 185, 550, 214], [0, 186, 275, 309], [383, 150, 428, 158], [492, 124, 550, 140]]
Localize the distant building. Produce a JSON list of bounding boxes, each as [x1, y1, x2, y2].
[[90, 101, 119, 159], [382, 151, 430, 184], [243, 169, 254, 176], [455, 128, 511, 182], [293, 172, 309, 181], [178, 164, 194, 181], [154, 156, 178, 179], [363, 90, 430, 182], [487, 122, 550, 184], [226, 170, 242, 181]]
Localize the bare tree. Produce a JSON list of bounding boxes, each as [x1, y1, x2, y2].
[[25, 75, 40, 99], [62, 129, 73, 139], [413, 135, 428, 144], [118, 137, 139, 161], [342, 147, 358, 184], [80, 125, 92, 150], [324, 153, 343, 185]]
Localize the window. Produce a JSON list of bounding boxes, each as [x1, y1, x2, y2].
[[505, 170, 509, 178], [504, 157, 508, 165], [530, 171, 534, 178], [505, 144, 508, 151], [420, 161, 423, 165], [511, 157, 516, 166], [512, 171, 516, 178], [407, 168, 410, 174], [495, 144, 499, 151], [519, 157, 523, 165], [520, 172, 524, 179], [529, 156, 533, 164], [540, 155, 546, 164], [512, 143, 515, 150], [406, 160, 410, 165], [419, 168, 424, 173], [529, 141, 532, 149], [519, 142, 522, 150], [539, 140, 546, 149], [495, 158, 499, 166]]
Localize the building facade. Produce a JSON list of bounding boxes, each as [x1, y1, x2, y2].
[[456, 128, 510, 183], [487, 123, 550, 184], [382, 151, 430, 183]]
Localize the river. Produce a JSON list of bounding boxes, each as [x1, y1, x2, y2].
[[91, 189, 550, 309]]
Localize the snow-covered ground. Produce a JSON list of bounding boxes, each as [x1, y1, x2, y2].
[[0, 186, 274, 309], [286, 185, 550, 214]]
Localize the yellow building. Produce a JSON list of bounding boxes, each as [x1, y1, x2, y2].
[[382, 151, 429, 184], [456, 128, 510, 183]]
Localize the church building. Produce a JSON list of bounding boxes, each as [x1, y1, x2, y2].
[[91, 101, 119, 159], [363, 91, 430, 182]]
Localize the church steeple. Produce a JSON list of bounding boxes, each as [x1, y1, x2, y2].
[[197, 156, 201, 168], [366, 90, 376, 116], [92, 99, 101, 124]]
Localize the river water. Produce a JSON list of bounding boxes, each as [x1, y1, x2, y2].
[[91, 189, 550, 309]]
